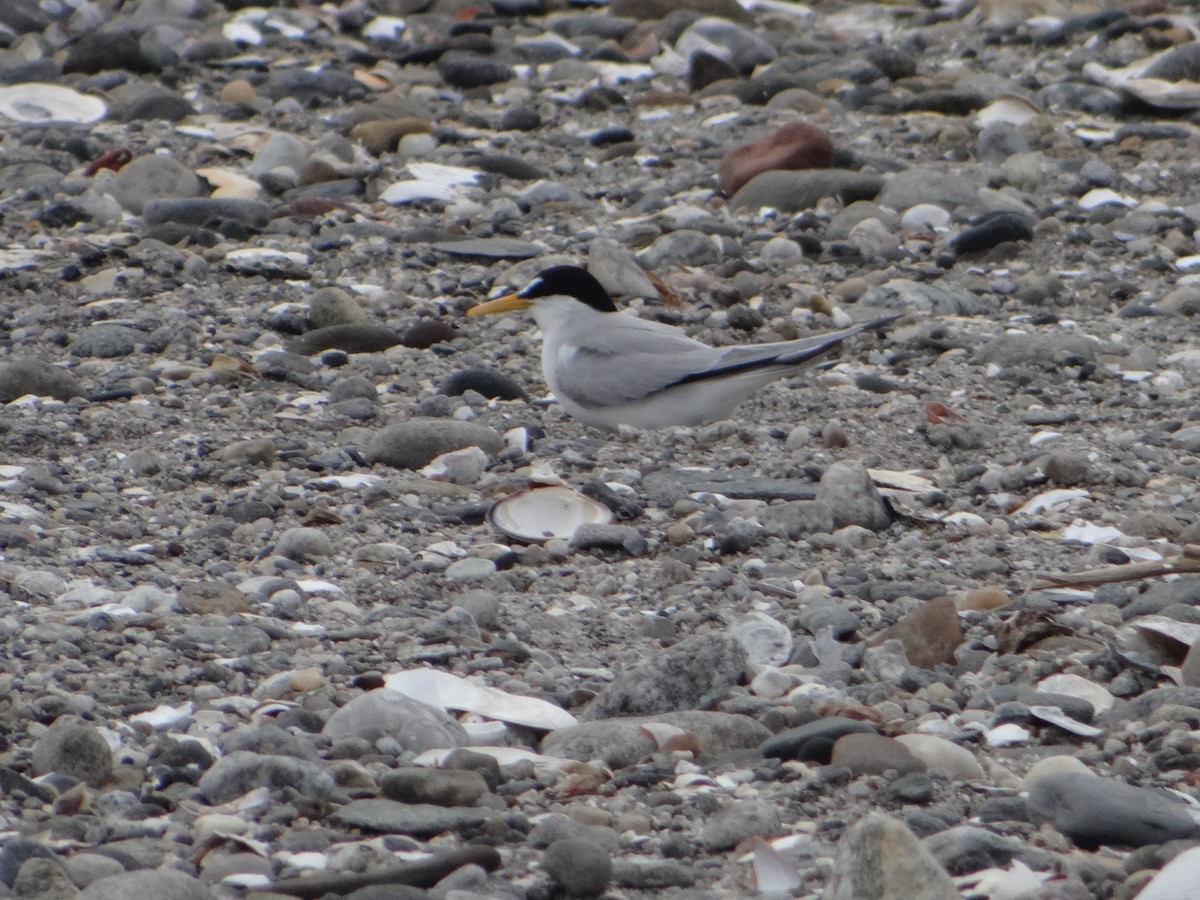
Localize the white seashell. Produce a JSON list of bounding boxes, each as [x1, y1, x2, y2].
[[976, 94, 1043, 128], [363, 16, 406, 40], [1036, 674, 1114, 712], [196, 167, 262, 200], [385, 668, 577, 731], [420, 446, 488, 485], [412, 746, 564, 768], [224, 248, 309, 267], [221, 874, 271, 889], [131, 702, 196, 730], [293, 579, 343, 596], [1014, 488, 1088, 515], [222, 21, 263, 45], [462, 720, 508, 745], [0, 249, 48, 272], [1078, 188, 1137, 210], [487, 485, 612, 543], [868, 468, 937, 492], [305, 474, 382, 490], [900, 203, 951, 237], [1028, 706, 1103, 738], [0, 84, 106, 124], [1134, 844, 1200, 899], [985, 723, 1029, 748], [1131, 615, 1200, 648], [638, 723, 687, 749], [1061, 520, 1125, 545], [740, 835, 803, 897], [728, 612, 793, 667]]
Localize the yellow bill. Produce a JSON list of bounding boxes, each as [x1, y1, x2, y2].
[[467, 293, 531, 317]]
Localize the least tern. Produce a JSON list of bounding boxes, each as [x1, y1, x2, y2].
[[468, 265, 894, 430]]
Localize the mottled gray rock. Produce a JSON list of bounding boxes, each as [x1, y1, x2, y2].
[[13, 857, 77, 900], [542, 838, 612, 897], [760, 500, 835, 539], [587, 238, 656, 299], [830, 733, 926, 776], [1027, 772, 1199, 848], [276, 526, 335, 562], [365, 419, 502, 470], [796, 599, 860, 639], [71, 325, 141, 359], [31, 718, 113, 787], [923, 825, 1022, 876], [438, 51, 513, 89], [877, 168, 980, 212], [975, 332, 1103, 369], [323, 689, 469, 753], [0, 838, 57, 888], [198, 751, 334, 804], [582, 634, 748, 720], [637, 230, 721, 269], [862, 279, 990, 316], [700, 800, 782, 851], [817, 461, 892, 532], [542, 711, 770, 767], [826, 813, 959, 900], [676, 17, 777, 74]]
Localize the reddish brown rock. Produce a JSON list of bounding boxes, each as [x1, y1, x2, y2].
[[718, 123, 835, 196], [870, 596, 964, 669]]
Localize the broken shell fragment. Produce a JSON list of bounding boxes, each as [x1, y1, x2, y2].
[[487, 485, 613, 543]]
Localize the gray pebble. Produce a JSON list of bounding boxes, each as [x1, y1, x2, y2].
[[323, 689, 469, 753], [31, 718, 113, 787], [542, 838, 612, 898]]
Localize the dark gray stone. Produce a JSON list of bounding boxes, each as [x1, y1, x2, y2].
[[198, 751, 334, 805], [542, 711, 770, 768], [1027, 772, 1199, 848], [31, 718, 113, 787], [71, 325, 141, 359], [542, 838, 612, 897], [365, 419, 503, 470], [330, 799, 493, 836], [0, 358, 85, 402], [760, 716, 878, 763]]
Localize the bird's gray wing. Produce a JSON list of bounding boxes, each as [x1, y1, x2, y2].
[[547, 317, 723, 409]]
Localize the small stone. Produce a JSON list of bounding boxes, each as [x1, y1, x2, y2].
[[381, 768, 489, 807], [111, 155, 203, 215], [439, 51, 513, 89], [870, 597, 963, 669], [71, 324, 141, 359], [729, 169, 884, 214], [700, 800, 782, 850], [31, 717, 113, 788], [329, 798, 492, 836], [0, 358, 84, 402], [816, 460, 892, 532], [542, 838, 612, 897], [309, 287, 367, 329], [442, 367, 528, 401], [830, 733, 926, 776], [177, 581, 249, 615], [402, 319, 458, 348], [322, 689, 469, 753], [761, 716, 878, 764], [349, 117, 435, 155], [948, 211, 1034, 256], [288, 324, 402, 356], [894, 734, 984, 782], [825, 812, 959, 900], [198, 751, 334, 805], [78, 870, 217, 900], [276, 527, 335, 562], [13, 857, 77, 900], [365, 419, 503, 470], [719, 122, 835, 196]]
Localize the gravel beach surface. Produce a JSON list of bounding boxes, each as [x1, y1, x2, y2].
[[5, 0, 1200, 897]]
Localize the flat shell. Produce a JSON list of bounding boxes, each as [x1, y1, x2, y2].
[[0, 83, 106, 124], [488, 485, 613, 543]]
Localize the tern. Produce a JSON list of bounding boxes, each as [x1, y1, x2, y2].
[[467, 265, 894, 430]]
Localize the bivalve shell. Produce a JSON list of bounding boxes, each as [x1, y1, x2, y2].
[[0, 83, 106, 124], [487, 485, 612, 543]]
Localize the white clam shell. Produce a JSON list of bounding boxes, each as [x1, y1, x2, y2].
[[1036, 673, 1115, 712], [0, 83, 106, 124], [1028, 706, 1103, 738], [976, 94, 1043, 128], [385, 667, 577, 731], [487, 485, 613, 543]]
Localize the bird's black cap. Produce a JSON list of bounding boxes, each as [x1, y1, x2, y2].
[[519, 265, 619, 313]]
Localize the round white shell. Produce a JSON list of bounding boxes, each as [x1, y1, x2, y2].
[[0, 83, 107, 124], [487, 485, 613, 543]]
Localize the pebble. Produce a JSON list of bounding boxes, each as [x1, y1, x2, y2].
[[830, 733, 927, 776], [365, 420, 503, 470], [700, 800, 782, 850], [542, 838, 613, 897], [323, 690, 469, 753], [1027, 772, 1200, 848], [31, 718, 112, 787], [761, 717, 878, 764]]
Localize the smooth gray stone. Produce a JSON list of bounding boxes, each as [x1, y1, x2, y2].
[[923, 825, 1022, 876], [542, 838, 612, 897], [582, 634, 747, 720], [1026, 771, 1200, 848], [637, 229, 721, 269], [111, 155, 203, 214], [329, 799, 493, 836], [825, 813, 958, 900], [431, 238, 544, 259], [587, 238, 656, 299], [643, 471, 818, 504], [729, 169, 884, 213], [0, 358, 84, 402], [760, 716, 878, 763], [365, 419, 503, 470], [380, 768, 489, 807], [323, 690, 468, 753], [876, 167, 980, 212], [975, 332, 1104, 368]]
